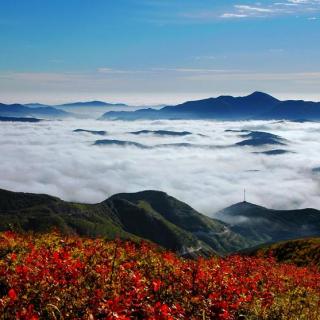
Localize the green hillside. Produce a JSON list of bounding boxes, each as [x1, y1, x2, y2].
[[0, 188, 251, 255], [0, 189, 128, 239], [3, 188, 320, 257], [110, 191, 251, 254]]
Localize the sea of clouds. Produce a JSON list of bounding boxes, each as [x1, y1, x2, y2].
[[1, 119, 320, 215]]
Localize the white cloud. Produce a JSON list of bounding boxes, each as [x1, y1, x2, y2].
[[194, 55, 218, 61], [151, 68, 240, 73], [97, 68, 150, 75], [1, 119, 320, 215], [186, 0, 320, 21], [221, 13, 249, 19], [136, 0, 320, 23], [234, 5, 273, 13], [287, 0, 311, 4]]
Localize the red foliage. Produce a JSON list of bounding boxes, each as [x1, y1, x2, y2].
[[0, 232, 320, 319], [8, 288, 17, 301]]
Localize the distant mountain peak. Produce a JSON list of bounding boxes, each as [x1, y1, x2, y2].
[[100, 91, 285, 120], [216, 201, 267, 217], [246, 91, 279, 101], [228, 201, 265, 210], [89, 100, 105, 104], [110, 190, 168, 200], [59, 101, 128, 107], [250, 91, 269, 96]]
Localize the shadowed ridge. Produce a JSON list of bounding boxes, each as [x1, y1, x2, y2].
[[108, 190, 252, 254], [0, 188, 59, 211]]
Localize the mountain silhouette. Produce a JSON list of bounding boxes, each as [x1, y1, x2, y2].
[[101, 92, 320, 121]]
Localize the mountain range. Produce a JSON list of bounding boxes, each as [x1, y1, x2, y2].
[[0, 100, 129, 120], [2, 93, 320, 121], [2, 188, 320, 256], [0, 103, 73, 119], [26, 101, 128, 108], [101, 92, 320, 121]]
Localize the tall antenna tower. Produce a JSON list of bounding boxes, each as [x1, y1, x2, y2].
[[243, 188, 246, 202]]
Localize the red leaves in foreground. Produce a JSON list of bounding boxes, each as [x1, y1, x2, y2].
[[0, 231, 320, 319], [8, 288, 17, 301]]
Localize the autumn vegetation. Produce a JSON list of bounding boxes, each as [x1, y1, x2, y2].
[[247, 237, 320, 268], [1, 231, 320, 320]]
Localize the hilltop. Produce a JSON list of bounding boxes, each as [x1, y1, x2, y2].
[[216, 201, 320, 244]]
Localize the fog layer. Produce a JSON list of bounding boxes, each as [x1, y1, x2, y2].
[[0, 119, 320, 215]]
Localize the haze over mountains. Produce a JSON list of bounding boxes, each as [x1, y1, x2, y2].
[[0, 101, 130, 120], [26, 101, 128, 108], [0, 103, 73, 119]]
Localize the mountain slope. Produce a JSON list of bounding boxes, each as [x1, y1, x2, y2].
[[3, 188, 320, 255], [218, 91, 280, 116], [261, 100, 320, 120], [0, 188, 251, 255], [216, 201, 320, 244], [0, 188, 127, 238], [109, 191, 252, 254], [103, 196, 212, 254], [162, 91, 279, 119]]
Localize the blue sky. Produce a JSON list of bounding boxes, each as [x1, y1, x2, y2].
[[0, 0, 320, 104]]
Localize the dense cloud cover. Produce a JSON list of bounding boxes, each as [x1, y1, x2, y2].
[[0, 119, 320, 215]]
